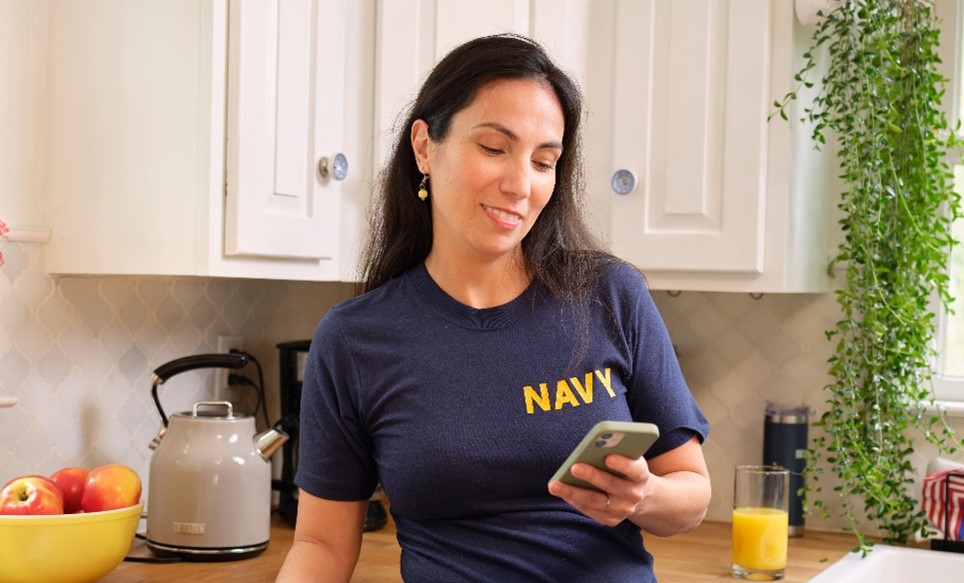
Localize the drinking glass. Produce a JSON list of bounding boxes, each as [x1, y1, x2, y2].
[[731, 465, 789, 580]]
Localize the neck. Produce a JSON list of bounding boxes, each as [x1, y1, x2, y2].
[[424, 250, 531, 309]]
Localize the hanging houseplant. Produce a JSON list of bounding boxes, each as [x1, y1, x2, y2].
[[777, 0, 961, 550]]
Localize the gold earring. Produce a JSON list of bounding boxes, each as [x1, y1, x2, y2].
[[418, 174, 429, 201]]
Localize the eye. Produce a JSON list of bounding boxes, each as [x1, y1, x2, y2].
[[533, 160, 557, 172], [479, 144, 503, 155]]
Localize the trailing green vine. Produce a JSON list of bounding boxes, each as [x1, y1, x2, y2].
[[776, 0, 961, 550]]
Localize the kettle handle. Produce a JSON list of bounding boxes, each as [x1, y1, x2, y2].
[[152, 353, 249, 384], [150, 353, 249, 427]]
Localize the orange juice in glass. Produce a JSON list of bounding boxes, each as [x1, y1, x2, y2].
[[732, 507, 788, 571], [731, 466, 789, 580]]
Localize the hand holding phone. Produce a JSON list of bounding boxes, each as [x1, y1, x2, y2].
[[549, 421, 660, 491]]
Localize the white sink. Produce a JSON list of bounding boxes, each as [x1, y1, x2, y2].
[[809, 544, 964, 582]]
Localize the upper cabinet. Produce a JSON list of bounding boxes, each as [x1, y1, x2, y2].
[[372, 0, 594, 166], [375, 0, 831, 293], [44, 0, 374, 281], [0, 1, 49, 243], [39, 0, 831, 290], [224, 0, 345, 263], [605, 0, 832, 293]]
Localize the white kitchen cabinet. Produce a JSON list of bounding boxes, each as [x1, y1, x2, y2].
[[0, 0, 49, 243], [373, 0, 595, 166], [44, 0, 373, 281], [606, 0, 832, 293]]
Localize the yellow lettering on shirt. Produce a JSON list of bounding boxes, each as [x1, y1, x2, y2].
[[523, 368, 615, 414], [553, 379, 580, 409], [596, 368, 616, 397], [570, 373, 593, 404], [523, 383, 551, 414]]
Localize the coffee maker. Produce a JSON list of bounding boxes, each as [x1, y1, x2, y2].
[[274, 340, 386, 531], [274, 340, 309, 526]]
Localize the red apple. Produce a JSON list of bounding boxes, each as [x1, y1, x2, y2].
[[50, 466, 89, 513], [80, 464, 141, 512], [1, 475, 65, 515]]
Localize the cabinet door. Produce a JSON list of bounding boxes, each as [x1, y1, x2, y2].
[[374, 0, 535, 166], [225, 0, 347, 260], [609, 0, 771, 274]]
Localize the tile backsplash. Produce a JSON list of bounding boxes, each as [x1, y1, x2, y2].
[[654, 289, 964, 531], [2, 240, 962, 534], [0, 240, 353, 502]]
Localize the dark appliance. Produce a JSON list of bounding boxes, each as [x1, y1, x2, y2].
[[274, 340, 386, 531], [763, 403, 808, 537], [274, 340, 310, 526]]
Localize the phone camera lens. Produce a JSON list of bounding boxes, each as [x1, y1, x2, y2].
[[594, 440, 607, 447], [600, 433, 613, 440]]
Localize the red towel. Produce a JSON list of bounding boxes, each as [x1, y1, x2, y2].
[[922, 469, 964, 540]]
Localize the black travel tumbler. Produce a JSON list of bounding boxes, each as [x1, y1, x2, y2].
[[763, 404, 808, 537]]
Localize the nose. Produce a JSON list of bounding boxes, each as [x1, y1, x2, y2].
[[499, 157, 533, 199]]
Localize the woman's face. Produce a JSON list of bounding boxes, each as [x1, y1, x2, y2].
[[412, 78, 565, 268]]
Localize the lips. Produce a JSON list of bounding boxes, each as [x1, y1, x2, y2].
[[482, 204, 522, 226]]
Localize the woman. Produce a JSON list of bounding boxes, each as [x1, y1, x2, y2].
[[277, 34, 710, 583]]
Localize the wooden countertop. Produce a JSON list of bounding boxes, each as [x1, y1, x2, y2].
[[105, 514, 863, 582], [647, 523, 858, 582], [104, 515, 401, 583]]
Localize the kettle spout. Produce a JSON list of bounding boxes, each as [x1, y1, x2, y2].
[[254, 427, 289, 461]]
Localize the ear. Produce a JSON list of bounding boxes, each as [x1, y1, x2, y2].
[[411, 119, 431, 173]]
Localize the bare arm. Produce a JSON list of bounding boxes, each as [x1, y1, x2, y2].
[[276, 490, 369, 582], [548, 436, 711, 536]]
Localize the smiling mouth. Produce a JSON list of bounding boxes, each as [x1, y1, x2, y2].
[[482, 204, 522, 225]]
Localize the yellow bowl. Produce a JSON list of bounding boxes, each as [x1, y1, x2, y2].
[[0, 502, 143, 583]]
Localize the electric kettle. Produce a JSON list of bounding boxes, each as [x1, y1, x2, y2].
[[145, 353, 288, 561]]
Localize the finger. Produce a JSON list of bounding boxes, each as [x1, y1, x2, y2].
[[569, 462, 618, 492], [547, 481, 623, 526], [569, 460, 648, 515], [547, 478, 602, 503], [546, 479, 607, 509], [604, 454, 649, 481]]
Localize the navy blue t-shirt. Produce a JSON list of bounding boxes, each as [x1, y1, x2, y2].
[[296, 261, 709, 582]]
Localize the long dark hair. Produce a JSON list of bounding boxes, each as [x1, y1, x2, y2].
[[358, 33, 609, 298]]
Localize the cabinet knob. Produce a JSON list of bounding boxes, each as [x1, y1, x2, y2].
[[611, 169, 637, 195], [318, 153, 349, 181]]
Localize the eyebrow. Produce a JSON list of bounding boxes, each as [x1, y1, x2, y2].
[[473, 122, 563, 151]]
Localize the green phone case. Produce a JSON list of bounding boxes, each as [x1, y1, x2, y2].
[[549, 421, 660, 491]]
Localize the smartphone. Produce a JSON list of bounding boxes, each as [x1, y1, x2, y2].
[[549, 421, 660, 491]]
